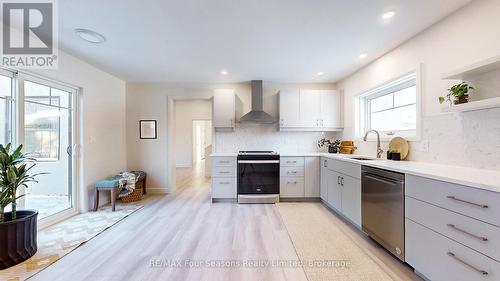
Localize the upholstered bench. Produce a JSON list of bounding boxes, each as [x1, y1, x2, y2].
[[93, 179, 119, 212]]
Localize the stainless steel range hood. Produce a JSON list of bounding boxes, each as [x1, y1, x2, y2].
[[239, 80, 274, 123]]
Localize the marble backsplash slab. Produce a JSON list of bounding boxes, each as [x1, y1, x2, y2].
[[214, 123, 337, 153]]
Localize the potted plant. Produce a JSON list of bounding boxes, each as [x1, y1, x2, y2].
[[439, 82, 474, 105], [317, 138, 341, 153], [0, 144, 42, 269]]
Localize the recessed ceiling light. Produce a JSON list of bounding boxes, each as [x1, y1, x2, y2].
[[221, 70, 228, 75], [317, 72, 324, 76], [359, 53, 368, 59], [75, 29, 106, 43], [382, 11, 396, 19]]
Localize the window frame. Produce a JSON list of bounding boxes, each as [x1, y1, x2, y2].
[[356, 68, 422, 141]]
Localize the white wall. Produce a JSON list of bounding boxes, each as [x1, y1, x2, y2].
[[32, 50, 126, 211], [126, 82, 338, 193], [174, 99, 212, 167], [338, 0, 500, 170]]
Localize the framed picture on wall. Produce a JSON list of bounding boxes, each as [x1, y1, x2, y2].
[[139, 120, 157, 139]]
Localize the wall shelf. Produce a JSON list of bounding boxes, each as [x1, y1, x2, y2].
[[442, 55, 500, 80], [441, 97, 500, 113]]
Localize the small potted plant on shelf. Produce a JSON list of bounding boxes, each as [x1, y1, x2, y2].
[[317, 138, 341, 153], [439, 82, 474, 105], [0, 144, 42, 269]]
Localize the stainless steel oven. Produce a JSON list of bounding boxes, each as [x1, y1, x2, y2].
[[362, 166, 405, 261], [237, 151, 280, 203]]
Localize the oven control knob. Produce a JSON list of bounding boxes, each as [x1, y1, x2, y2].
[[256, 188, 262, 192]]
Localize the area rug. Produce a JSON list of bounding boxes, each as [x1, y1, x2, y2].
[[277, 202, 394, 281], [0, 203, 143, 281]]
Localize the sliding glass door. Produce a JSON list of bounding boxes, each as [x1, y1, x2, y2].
[[22, 79, 76, 219], [0, 69, 78, 220]]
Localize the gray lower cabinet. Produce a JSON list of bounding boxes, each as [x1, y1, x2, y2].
[[320, 156, 361, 228], [340, 174, 361, 227], [327, 171, 342, 211], [320, 158, 328, 201]]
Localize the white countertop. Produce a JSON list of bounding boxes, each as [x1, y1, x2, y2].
[[211, 152, 500, 193], [322, 154, 500, 193]]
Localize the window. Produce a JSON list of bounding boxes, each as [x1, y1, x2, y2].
[[24, 80, 70, 161], [356, 72, 419, 139]]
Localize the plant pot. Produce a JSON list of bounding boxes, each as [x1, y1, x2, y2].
[[328, 146, 338, 153], [453, 95, 469, 105], [387, 151, 393, 160], [391, 153, 401, 161], [0, 210, 38, 269]]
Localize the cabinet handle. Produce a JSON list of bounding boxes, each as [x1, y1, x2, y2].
[[219, 171, 230, 174], [287, 171, 297, 174], [447, 224, 488, 242], [287, 181, 298, 184], [341, 177, 344, 186], [321, 119, 324, 126], [337, 176, 341, 185], [446, 196, 489, 209], [219, 182, 230, 185], [324, 160, 327, 167], [220, 161, 230, 164], [447, 252, 488, 276]]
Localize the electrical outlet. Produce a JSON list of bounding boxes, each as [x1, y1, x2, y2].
[[421, 140, 429, 152]]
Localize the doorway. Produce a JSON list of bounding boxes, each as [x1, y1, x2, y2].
[[173, 99, 212, 188], [193, 119, 212, 167]]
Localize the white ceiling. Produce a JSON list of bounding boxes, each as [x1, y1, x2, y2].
[[59, 0, 472, 83]]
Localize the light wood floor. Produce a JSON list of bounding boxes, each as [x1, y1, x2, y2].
[[30, 163, 421, 281]]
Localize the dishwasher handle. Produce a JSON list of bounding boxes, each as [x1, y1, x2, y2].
[[363, 172, 404, 186]]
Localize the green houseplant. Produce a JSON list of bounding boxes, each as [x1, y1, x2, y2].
[[439, 82, 474, 105], [0, 143, 42, 269], [317, 138, 341, 153]]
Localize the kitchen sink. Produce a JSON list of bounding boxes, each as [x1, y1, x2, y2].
[[350, 157, 376, 161]]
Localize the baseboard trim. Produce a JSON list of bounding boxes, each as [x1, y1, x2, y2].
[[147, 188, 170, 194], [280, 197, 321, 202], [212, 198, 237, 203]]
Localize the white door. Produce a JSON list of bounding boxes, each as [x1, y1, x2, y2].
[[279, 90, 300, 127], [320, 91, 343, 128], [299, 90, 321, 128], [213, 89, 235, 128]]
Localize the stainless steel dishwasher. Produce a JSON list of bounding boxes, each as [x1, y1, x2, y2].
[[361, 166, 405, 262]]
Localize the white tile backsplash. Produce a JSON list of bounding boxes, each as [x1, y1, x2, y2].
[[354, 108, 500, 169], [214, 122, 337, 153], [215, 109, 500, 170]]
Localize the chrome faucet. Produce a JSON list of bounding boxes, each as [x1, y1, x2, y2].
[[363, 130, 383, 159]]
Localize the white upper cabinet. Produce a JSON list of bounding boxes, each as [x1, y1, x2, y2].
[[299, 91, 322, 127], [279, 89, 343, 131], [279, 90, 301, 128], [320, 91, 343, 129], [213, 89, 235, 130]]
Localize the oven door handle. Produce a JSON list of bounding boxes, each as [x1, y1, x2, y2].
[[238, 160, 280, 164]]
